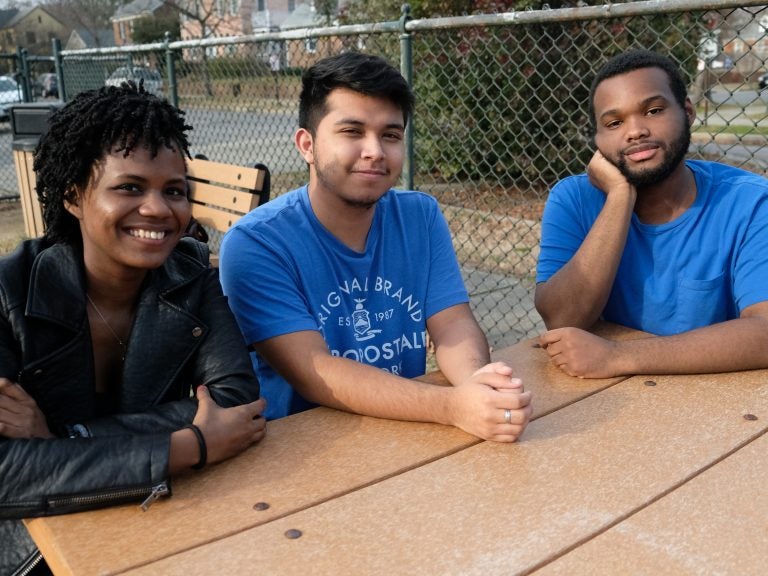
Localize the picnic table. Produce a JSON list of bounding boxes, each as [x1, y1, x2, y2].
[[24, 322, 768, 575]]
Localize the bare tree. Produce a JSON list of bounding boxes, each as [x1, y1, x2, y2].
[[162, 0, 241, 96]]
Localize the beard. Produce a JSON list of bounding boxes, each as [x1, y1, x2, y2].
[[342, 198, 377, 210], [314, 157, 389, 210], [616, 121, 691, 188]]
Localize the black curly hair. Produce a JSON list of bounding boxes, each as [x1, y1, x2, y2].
[[33, 81, 193, 244]]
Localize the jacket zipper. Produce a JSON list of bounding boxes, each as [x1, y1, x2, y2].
[[8, 483, 169, 575], [13, 550, 43, 576], [140, 482, 171, 511], [42, 481, 170, 512]]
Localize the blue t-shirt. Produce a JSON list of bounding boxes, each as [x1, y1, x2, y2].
[[220, 186, 469, 419], [536, 160, 768, 336]]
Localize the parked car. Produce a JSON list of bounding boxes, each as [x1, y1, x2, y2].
[[34, 73, 58, 98], [758, 72, 768, 90], [105, 67, 163, 96], [0, 75, 22, 121]]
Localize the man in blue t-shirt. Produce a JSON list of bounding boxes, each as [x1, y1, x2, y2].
[[535, 49, 768, 378], [220, 52, 531, 442]]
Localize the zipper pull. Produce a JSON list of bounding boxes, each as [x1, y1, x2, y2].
[[140, 482, 170, 512]]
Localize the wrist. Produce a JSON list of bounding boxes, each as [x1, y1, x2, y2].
[[169, 426, 206, 474], [608, 340, 637, 376], [185, 424, 207, 470], [605, 184, 636, 205]]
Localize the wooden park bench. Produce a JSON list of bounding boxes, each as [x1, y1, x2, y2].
[[13, 151, 270, 266], [186, 155, 271, 265]]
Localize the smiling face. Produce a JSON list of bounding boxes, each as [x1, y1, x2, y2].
[[295, 87, 405, 212], [65, 144, 190, 279], [593, 67, 694, 188]]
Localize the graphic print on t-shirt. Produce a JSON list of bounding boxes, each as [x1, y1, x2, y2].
[[316, 275, 427, 376]]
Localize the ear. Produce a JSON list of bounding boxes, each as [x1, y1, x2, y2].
[[63, 188, 83, 220], [294, 128, 315, 165], [683, 97, 696, 127]]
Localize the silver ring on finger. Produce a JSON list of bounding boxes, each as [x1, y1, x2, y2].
[[504, 408, 512, 424]]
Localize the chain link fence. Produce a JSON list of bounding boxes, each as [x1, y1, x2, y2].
[[3, 0, 768, 347]]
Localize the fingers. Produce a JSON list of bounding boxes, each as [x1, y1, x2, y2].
[[538, 329, 564, 350], [195, 384, 213, 403], [470, 362, 524, 392], [473, 361, 513, 376], [0, 381, 33, 403], [248, 397, 267, 419], [495, 377, 524, 392], [487, 403, 533, 443]]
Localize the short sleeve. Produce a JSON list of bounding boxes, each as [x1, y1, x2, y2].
[[536, 175, 597, 284], [220, 225, 319, 345]]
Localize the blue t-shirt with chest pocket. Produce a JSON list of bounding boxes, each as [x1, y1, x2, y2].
[[536, 160, 768, 335]]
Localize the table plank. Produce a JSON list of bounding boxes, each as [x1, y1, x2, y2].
[[532, 431, 768, 576], [123, 369, 768, 576], [26, 326, 636, 576]]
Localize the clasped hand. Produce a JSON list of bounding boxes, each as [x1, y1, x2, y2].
[[0, 377, 53, 438], [191, 385, 267, 465], [450, 362, 532, 443], [539, 327, 621, 378]]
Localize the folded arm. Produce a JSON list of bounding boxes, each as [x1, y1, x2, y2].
[[540, 301, 768, 378], [254, 325, 531, 442]]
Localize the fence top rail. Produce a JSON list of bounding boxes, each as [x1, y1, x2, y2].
[[406, 0, 768, 30], [60, 0, 766, 58]]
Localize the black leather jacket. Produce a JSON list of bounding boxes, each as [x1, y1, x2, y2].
[[0, 238, 259, 576]]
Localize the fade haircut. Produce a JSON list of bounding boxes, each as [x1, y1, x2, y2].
[[588, 49, 689, 136], [298, 52, 415, 135], [33, 81, 192, 245]]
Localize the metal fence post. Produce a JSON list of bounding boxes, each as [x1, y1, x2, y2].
[[400, 3, 414, 191], [16, 47, 30, 102], [164, 32, 178, 108], [52, 38, 66, 102]]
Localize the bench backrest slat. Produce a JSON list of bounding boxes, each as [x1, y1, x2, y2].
[[189, 204, 245, 234], [186, 156, 269, 237], [188, 181, 258, 216], [187, 160, 265, 191]]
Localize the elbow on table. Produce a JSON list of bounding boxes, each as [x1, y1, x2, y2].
[[534, 285, 598, 331]]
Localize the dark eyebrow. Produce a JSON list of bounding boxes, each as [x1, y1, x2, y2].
[[116, 173, 186, 185], [598, 94, 671, 122], [334, 118, 405, 131]]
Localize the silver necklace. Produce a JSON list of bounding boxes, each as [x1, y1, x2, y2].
[[86, 293, 129, 361]]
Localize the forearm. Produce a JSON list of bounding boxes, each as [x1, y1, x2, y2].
[[84, 398, 196, 437], [432, 313, 491, 386], [613, 316, 768, 375], [297, 354, 455, 425], [536, 189, 635, 329], [0, 434, 170, 518], [258, 329, 529, 440]]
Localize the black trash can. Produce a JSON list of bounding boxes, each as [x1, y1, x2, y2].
[[9, 102, 64, 237]]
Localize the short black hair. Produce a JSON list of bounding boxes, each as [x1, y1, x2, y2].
[[588, 49, 689, 135], [33, 81, 192, 244], [298, 52, 415, 134]]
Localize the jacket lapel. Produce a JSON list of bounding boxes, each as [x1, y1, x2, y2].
[[120, 249, 208, 413]]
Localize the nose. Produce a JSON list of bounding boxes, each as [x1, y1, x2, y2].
[[138, 190, 173, 218], [624, 115, 649, 141], [361, 135, 385, 160]]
